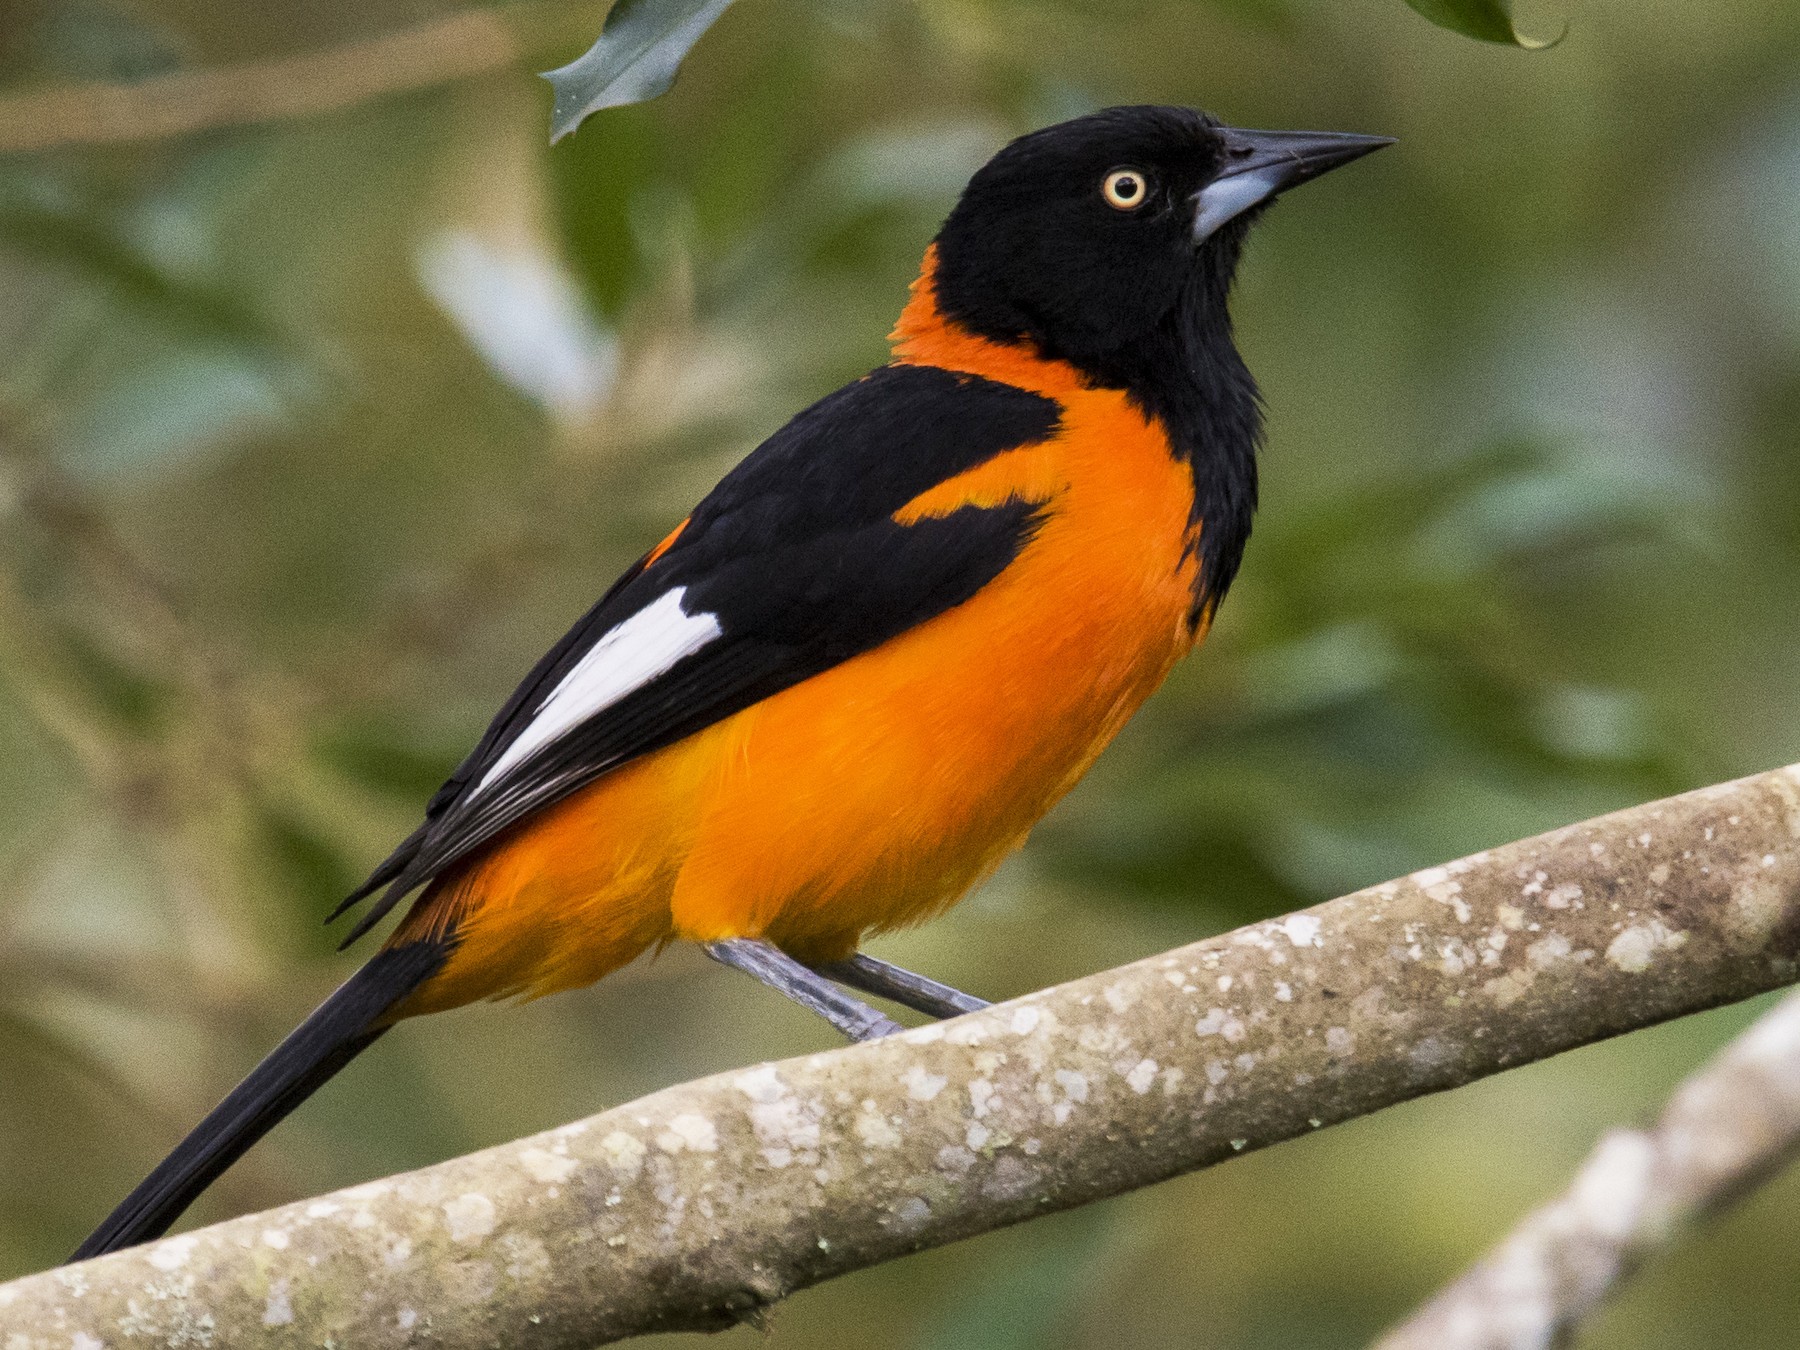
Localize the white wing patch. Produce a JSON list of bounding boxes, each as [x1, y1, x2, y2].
[[474, 587, 722, 796]]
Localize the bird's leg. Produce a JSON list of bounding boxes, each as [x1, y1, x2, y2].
[[703, 938, 904, 1042], [814, 952, 991, 1021]]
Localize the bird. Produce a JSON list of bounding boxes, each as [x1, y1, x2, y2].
[[71, 104, 1389, 1261]]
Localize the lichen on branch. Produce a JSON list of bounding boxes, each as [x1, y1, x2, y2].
[[4, 766, 1799, 1347], [1378, 982, 1800, 1349]]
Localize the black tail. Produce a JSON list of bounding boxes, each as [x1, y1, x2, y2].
[[71, 939, 448, 1262]]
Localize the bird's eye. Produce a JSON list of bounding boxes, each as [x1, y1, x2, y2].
[[1102, 168, 1149, 211]]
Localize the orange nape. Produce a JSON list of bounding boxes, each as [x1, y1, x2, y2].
[[386, 262, 1208, 1021]]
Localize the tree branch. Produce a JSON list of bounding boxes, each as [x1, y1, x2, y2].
[[3, 765, 1799, 1345], [0, 10, 520, 155], [1376, 983, 1800, 1350]]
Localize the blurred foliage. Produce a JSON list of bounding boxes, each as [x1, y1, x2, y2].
[[3, 0, 1800, 1343]]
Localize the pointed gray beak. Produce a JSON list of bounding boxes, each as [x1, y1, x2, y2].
[[1193, 127, 1394, 241]]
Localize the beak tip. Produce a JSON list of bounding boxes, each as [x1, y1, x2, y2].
[[1193, 126, 1394, 241], [1341, 134, 1398, 167]]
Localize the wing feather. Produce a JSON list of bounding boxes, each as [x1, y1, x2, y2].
[[335, 363, 1061, 942]]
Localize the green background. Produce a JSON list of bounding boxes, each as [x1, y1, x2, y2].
[[3, 0, 1799, 1343]]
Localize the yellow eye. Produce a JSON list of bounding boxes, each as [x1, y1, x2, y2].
[[1102, 168, 1149, 210]]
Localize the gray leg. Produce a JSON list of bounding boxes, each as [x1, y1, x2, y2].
[[815, 952, 990, 1020], [704, 938, 904, 1042]]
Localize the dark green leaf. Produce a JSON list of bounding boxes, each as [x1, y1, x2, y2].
[[542, 0, 737, 144], [1404, 0, 1561, 46]]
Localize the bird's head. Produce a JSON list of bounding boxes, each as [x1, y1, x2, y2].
[[929, 105, 1391, 377]]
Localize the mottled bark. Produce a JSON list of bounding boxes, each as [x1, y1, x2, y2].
[[1378, 982, 1800, 1350], [4, 765, 1799, 1348]]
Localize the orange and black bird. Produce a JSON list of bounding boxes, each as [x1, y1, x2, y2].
[[73, 105, 1388, 1260]]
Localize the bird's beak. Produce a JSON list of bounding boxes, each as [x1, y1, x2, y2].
[[1193, 127, 1394, 241]]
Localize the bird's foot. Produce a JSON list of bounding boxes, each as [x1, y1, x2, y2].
[[814, 951, 991, 1020], [703, 937, 904, 1041]]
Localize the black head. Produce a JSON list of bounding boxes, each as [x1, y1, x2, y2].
[[929, 105, 1390, 622], [931, 105, 1390, 380]]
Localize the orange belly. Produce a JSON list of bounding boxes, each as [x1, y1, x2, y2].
[[393, 376, 1204, 1018]]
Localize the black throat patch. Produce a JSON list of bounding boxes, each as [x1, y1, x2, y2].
[[1095, 241, 1263, 627]]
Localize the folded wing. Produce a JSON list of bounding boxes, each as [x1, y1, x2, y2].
[[336, 363, 1062, 942]]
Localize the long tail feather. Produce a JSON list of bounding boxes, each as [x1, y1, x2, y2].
[[70, 939, 448, 1262]]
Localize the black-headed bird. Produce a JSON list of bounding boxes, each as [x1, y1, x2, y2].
[[73, 104, 1388, 1260]]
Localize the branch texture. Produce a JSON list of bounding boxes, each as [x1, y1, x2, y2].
[[4, 766, 1799, 1346], [0, 11, 519, 155], [1377, 983, 1800, 1350]]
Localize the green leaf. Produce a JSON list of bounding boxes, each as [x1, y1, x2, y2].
[[1403, 0, 1561, 47], [542, 0, 737, 144]]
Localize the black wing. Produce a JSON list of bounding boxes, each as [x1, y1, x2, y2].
[[335, 363, 1061, 942]]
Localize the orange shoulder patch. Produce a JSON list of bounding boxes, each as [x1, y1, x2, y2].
[[644, 517, 688, 567], [893, 446, 1066, 525]]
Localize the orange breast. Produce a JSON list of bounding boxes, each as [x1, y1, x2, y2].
[[393, 270, 1206, 1016], [668, 380, 1200, 959]]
